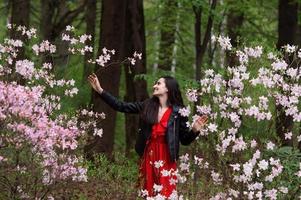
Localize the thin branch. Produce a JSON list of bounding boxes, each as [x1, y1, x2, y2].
[[53, 0, 87, 39]]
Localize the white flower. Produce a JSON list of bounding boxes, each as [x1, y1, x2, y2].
[[139, 189, 149, 197], [154, 160, 164, 168], [266, 141, 275, 150], [133, 51, 142, 59], [207, 123, 217, 132], [186, 89, 198, 102], [230, 163, 240, 171], [93, 128, 103, 137], [66, 25, 74, 31], [217, 35, 232, 50], [178, 106, 190, 117], [284, 132, 292, 140], [211, 170, 222, 185], [278, 186, 288, 194], [243, 162, 253, 177], [153, 184, 163, 193], [161, 169, 171, 177], [271, 60, 288, 71], [7, 23, 12, 29], [250, 139, 257, 148], [283, 44, 296, 53], [258, 159, 269, 170], [15, 59, 35, 79], [297, 135, 301, 142], [169, 178, 177, 185], [298, 50, 301, 58]]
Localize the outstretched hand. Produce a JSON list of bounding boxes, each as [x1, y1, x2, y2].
[[88, 73, 103, 94], [192, 115, 208, 133]]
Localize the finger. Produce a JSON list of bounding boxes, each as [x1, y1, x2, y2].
[[201, 115, 208, 120], [201, 118, 208, 124], [200, 116, 208, 121], [197, 117, 206, 123], [88, 78, 94, 84], [88, 77, 94, 82]]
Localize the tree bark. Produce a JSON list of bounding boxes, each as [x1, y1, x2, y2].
[[82, 0, 97, 84], [192, 0, 217, 195], [123, 0, 149, 157], [86, 0, 127, 159], [157, 0, 178, 71], [226, 6, 244, 67], [276, 0, 298, 49], [40, 0, 86, 66], [194, 0, 217, 81], [276, 0, 298, 146], [9, 0, 30, 85]]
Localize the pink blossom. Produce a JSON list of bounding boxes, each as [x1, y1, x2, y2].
[[264, 189, 277, 200], [186, 89, 198, 102], [258, 159, 269, 170], [232, 136, 247, 152], [271, 60, 288, 71], [266, 141, 275, 150], [178, 106, 191, 117], [15, 60, 35, 79]]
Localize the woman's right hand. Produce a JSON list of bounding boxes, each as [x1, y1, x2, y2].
[[88, 73, 103, 94]]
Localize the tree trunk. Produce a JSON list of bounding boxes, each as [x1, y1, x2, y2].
[[10, 0, 30, 53], [194, 6, 202, 81], [82, 0, 97, 84], [40, 0, 57, 65], [40, 0, 86, 67], [86, 0, 127, 159], [40, 0, 56, 41], [226, 6, 244, 67], [157, 0, 178, 71], [194, 0, 217, 81], [192, 0, 217, 196], [276, 0, 298, 146], [276, 0, 298, 49], [124, 0, 148, 157], [10, 0, 30, 85]]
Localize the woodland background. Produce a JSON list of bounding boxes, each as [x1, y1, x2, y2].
[[1, 0, 301, 199]]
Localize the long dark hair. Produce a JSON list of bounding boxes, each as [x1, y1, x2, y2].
[[141, 76, 184, 124]]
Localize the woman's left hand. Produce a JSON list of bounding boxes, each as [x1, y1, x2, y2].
[[192, 115, 208, 133]]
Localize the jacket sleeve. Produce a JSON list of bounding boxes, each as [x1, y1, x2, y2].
[[179, 116, 199, 145], [98, 90, 144, 114]]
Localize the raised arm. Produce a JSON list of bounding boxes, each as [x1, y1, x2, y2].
[[98, 90, 144, 113], [88, 73, 144, 114]]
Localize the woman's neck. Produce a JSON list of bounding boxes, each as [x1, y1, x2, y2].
[[158, 95, 168, 108]]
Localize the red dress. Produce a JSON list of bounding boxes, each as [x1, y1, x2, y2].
[[139, 107, 177, 198]]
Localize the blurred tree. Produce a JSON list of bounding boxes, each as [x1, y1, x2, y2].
[[157, 0, 178, 71], [40, 0, 86, 65], [87, 0, 128, 159], [193, 0, 217, 81], [226, 1, 244, 67], [123, 0, 149, 157], [192, 0, 217, 195], [9, 0, 30, 84], [82, 0, 97, 84], [276, 0, 298, 146]]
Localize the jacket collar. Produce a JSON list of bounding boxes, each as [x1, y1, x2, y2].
[[167, 105, 180, 127]]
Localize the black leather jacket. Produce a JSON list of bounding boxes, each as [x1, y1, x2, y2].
[[99, 90, 199, 162]]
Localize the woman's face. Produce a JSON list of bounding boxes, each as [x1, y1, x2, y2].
[[152, 78, 168, 96]]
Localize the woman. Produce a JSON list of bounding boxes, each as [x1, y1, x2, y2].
[[88, 73, 208, 198]]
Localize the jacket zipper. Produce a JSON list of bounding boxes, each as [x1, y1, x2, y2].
[[173, 115, 176, 162]]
